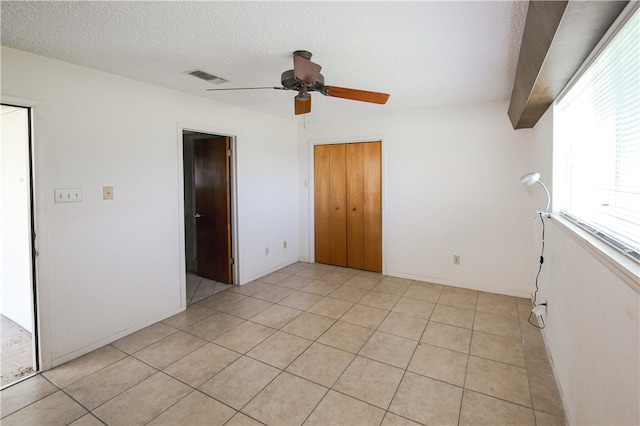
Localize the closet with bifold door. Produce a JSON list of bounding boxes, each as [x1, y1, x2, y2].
[[314, 141, 382, 272]]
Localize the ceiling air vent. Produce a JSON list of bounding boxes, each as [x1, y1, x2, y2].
[[186, 69, 229, 84]]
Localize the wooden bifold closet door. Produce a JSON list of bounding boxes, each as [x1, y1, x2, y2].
[[314, 141, 382, 272]]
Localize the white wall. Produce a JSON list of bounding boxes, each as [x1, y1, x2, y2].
[[298, 102, 536, 297], [532, 109, 640, 425], [1, 47, 299, 368], [1, 105, 34, 333]]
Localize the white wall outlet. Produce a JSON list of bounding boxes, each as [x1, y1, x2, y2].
[[103, 186, 114, 200], [54, 188, 82, 203], [453, 255, 461, 265], [265, 247, 269, 255], [283, 241, 287, 249]]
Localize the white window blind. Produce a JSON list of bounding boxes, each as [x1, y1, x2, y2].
[[555, 7, 640, 262]]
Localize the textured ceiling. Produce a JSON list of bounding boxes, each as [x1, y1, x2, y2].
[[0, 1, 528, 122]]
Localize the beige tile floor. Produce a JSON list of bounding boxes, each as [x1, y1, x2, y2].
[[1, 315, 35, 388], [186, 273, 234, 305], [0, 262, 566, 425]]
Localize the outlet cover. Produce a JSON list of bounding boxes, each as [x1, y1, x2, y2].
[[103, 186, 114, 200]]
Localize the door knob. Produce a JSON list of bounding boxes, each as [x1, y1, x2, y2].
[[194, 213, 203, 218], [352, 208, 357, 211], [335, 207, 340, 210]]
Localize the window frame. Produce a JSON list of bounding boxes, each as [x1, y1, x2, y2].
[[551, 1, 640, 284]]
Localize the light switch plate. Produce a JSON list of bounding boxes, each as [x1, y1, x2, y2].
[[54, 188, 82, 203]]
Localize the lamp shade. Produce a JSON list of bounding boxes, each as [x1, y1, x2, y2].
[[520, 172, 541, 187], [520, 171, 550, 213]]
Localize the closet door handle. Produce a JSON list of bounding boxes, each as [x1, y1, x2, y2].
[[352, 208, 357, 211], [335, 207, 340, 211]]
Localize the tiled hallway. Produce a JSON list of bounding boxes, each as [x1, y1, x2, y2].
[[1, 316, 34, 388], [0, 262, 565, 425]]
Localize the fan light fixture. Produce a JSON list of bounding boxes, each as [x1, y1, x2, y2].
[[520, 172, 551, 216]]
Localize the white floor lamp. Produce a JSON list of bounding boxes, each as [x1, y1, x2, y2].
[[520, 171, 550, 328], [520, 172, 551, 217]]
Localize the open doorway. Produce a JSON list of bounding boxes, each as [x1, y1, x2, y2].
[[1, 104, 38, 387], [182, 131, 236, 304]]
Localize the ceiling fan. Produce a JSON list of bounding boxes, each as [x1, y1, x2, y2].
[[206, 50, 390, 115]]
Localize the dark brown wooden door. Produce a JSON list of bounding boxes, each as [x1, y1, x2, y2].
[[194, 136, 232, 283], [315, 141, 381, 272]]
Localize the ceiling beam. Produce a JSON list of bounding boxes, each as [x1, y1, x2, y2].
[[508, 0, 628, 129]]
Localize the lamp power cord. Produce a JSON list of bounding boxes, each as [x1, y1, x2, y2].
[[528, 212, 547, 329]]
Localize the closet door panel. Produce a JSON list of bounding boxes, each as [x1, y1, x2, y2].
[[314, 145, 332, 264], [329, 144, 348, 266], [363, 142, 382, 272], [314, 142, 380, 271], [346, 143, 365, 270]]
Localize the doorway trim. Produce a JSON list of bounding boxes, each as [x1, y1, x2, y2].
[[1, 96, 42, 380], [176, 122, 239, 306], [307, 135, 387, 275]]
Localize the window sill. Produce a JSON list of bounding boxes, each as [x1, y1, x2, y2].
[[552, 214, 640, 294]]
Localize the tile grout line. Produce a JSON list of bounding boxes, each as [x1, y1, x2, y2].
[[288, 273, 390, 425], [379, 284, 443, 423], [239, 267, 389, 424], [519, 299, 542, 425], [457, 292, 479, 426]]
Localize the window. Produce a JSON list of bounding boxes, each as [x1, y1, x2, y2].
[[555, 6, 639, 262]]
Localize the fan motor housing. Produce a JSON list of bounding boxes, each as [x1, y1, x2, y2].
[[281, 70, 297, 89]]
